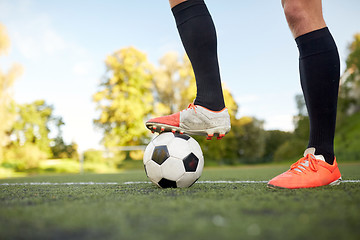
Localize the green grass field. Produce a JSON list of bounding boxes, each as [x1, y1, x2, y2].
[[1, 163, 360, 240]]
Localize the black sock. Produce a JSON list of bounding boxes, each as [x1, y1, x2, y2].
[[296, 27, 340, 164], [171, 0, 225, 111]]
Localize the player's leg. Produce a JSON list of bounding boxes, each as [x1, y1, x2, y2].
[[170, 0, 225, 110], [146, 0, 230, 139], [169, 0, 186, 8], [268, 0, 341, 188], [281, 0, 326, 38]]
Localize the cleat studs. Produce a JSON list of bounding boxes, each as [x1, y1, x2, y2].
[[151, 131, 154, 133], [160, 127, 165, 132], [180, 131, 184, 134], [206, 133, 214, 140], [152, 126, 157, 130], [206, 136, 212, 140], [171, 129, 176, 133], [217, 133, 225, 140]]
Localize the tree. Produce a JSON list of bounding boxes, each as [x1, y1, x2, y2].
[[334, 33, 360, 161], [50, 117, 78, 159], [273, 94, 309, 162], [0, 23, 10, 55], [93, 47, 154, 148], [4, 100, 75, 169], [152, 52, 182, 115], [338, 33, 360, 116], [10, 100, 59, 157], [0, 23, 23, 162], [154, 52, 239, 119], [263, 130, 292, 162]]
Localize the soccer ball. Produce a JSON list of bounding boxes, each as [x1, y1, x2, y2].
[[143, 132, 204, 188]]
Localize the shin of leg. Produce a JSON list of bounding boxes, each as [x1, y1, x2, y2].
[[282, 0, 326, 38]]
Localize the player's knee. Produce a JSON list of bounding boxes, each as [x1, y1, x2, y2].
[[282, 0, 308, 27]]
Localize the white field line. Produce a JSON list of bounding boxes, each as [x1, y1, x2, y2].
[[0, 182, 119, 186], [0, 180, 359, 186]]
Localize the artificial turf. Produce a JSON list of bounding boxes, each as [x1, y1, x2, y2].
[[0, 163, 359, 240]]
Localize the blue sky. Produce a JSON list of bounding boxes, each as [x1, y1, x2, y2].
[[1, 0, 359, 152]]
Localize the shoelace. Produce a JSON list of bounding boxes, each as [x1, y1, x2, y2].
[[186, 102, 197, 113], [290, 154, 318, 174]]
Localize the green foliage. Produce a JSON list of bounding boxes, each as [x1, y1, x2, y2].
[[273, 138, 307, 162], [9, 100, 79, 160], [51, 138, 78, 160], [232, 117, 266, 163], [335, 33, 360, 161], [36, 159, 118, 174], [195, 117, 266, 165], [2, 100, 79, 172], [273, 95, 309, 162], [93, 47, 154, 147], [153, 52, 185, 114], [38, 159, 80, 174], [334, 111, 360, 161], [10, 100, 54, 156], [153, 52, 239, 118], [338, 33, 360, 118], [50, 117, 78, 160], [0, 24, 23, 163], [3, 143, 47, 171], [263, 130, 292, 162], [83, 149, 105, 163]]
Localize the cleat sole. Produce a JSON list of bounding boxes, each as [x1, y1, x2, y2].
[[268, 177, 342, 189], [145, 122, 230, 139], [329, 177, 342, 186]]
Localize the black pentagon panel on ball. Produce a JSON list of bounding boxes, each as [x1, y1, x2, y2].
[[158, 178, 177, 188], [183, 152, 199, 172], [152, 145, 170, 165], [174, 133, 190, 141]]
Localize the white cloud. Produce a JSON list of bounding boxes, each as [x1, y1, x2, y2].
[[236, 94, 260, 104], [73, 61, 93, 76], [13, 32, 40, 59], [43, 29, 66, 54], [10, 13, 67, 60], [264, 114, 294, 131]]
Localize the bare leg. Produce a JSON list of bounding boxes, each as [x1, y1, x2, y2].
[[169, 0, 187, 8], [282, 0, 326, 38]]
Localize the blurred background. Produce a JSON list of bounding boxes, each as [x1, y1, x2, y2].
[[0, 0, 359, 177]]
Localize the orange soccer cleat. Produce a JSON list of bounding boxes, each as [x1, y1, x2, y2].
[[268, 148, 342, 189], [145, 103, 231, 140]]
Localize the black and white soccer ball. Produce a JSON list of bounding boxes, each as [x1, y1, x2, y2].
[[143, 132, 204, 188]]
